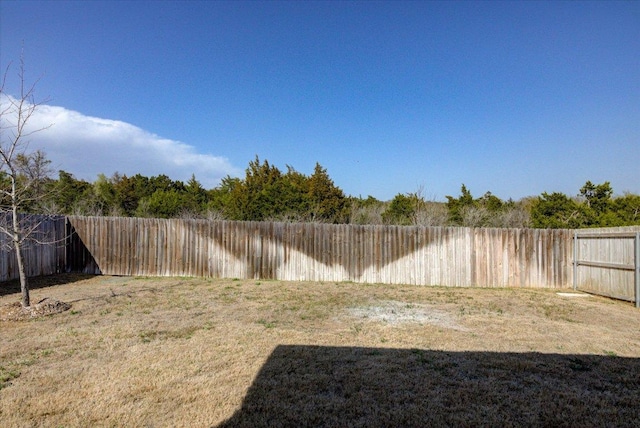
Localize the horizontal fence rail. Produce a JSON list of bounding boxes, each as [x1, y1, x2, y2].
[[66, 216, 574, 289]]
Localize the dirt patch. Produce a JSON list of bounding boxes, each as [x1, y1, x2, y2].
[[347, 300, 467, 330], [0, 298, 71, 321]]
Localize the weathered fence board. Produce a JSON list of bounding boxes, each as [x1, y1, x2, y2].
[[574, 227, 640, 305], [66, 216, 574, 288], [5, 215, 637, 301], [0, 215, 67, 282]]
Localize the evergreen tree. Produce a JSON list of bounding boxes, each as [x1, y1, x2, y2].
[[111, 174, 150, 216], [207, 175, 242, 220], [183, 174, 208, 214], [235, 157, 287, 221], [307, 163, 348, 223], [382, 193, 415, 225], [446, 184, 475, 225], [530, 192, 586, 229], [52, 170, 92, 213]]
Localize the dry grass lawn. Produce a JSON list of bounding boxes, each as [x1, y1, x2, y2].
[[1, 274, 639, 427]]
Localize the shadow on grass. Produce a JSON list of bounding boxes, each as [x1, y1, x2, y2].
[[0, 273, 97, 297], [218, 345, 640, 427]]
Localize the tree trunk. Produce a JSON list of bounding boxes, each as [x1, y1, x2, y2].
[[12, 207, 29, 307], [15, 239, 29, 308]]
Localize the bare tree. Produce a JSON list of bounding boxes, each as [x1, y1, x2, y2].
[[0, 55, 52, 307], [414, 201, 449, 226], [412, 185, 449, 227], [460, 205, 489, 228], [349, 200, 385, 225], [487, 205, 531, 228]]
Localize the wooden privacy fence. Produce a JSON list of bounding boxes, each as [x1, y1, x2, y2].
[[66, 216, 574, 289], [5, 215, 638, 299], [573, 227, 640, 307], [0, 214, 67, 282]]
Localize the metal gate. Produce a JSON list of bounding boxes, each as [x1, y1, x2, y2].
[[573, 231, 640, 308]]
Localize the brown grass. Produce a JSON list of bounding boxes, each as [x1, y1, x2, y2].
[[0, 274, 639, 427]]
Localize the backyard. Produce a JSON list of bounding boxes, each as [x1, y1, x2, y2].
[[1, 274, 639, 427]]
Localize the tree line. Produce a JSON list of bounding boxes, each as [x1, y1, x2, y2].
[[2, 84, 639, 313], [5, 55, 637, 310], [6, 155, 638, 229]]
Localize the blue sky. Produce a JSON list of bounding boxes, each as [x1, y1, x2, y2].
[[1, 1, 638, 201]]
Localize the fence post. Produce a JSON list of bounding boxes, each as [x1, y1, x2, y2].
[[635, 232, 639, 308], [573, 231, 578, 291], [65, 217, 71, 273]]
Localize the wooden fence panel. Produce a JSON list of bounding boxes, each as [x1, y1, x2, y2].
[[3, 215, 634, 299], [474, 228, 573, 289], [0, 215, 67, 282], [65, 217, 576, 289], [574, 227, 640, 303]]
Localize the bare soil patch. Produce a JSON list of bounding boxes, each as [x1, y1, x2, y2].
[[347, 300, 468, 330], [0, 298, 71, 321], [0, 274, 638, 427]]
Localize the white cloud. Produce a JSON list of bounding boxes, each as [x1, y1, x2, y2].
[[1, 94, 242, 188]]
